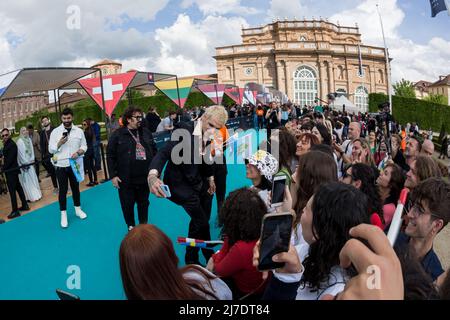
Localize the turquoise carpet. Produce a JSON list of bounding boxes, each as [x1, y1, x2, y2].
[[0, 129, 265, 300]]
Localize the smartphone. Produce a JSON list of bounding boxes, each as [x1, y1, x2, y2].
[[62, 131, 68, 138], [56, 289, 80, 300], [160, 184, 171, 198], [258, 212, 294, 271], [271, 176, 286, 207]]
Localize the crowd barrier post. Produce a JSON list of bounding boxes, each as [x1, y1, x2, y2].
[[100, 143, 110, 182]]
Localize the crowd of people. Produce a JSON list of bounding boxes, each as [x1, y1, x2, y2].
[[1, 100, 449, 300], [112, 101, 449, 300], [0, 112, 116, 225]]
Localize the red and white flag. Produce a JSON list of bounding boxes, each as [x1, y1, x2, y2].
[[78, 71, 137, 116], [197, 84, 226, 105]]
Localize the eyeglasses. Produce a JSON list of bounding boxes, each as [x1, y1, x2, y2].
[[406, 203, 441, 219], [132, 116, 143, 121], [1, 134, 9, 138], [82, 123, 87, 126]]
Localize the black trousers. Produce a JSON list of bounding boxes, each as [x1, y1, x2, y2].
[[56, 167, 80, 211], [84, 152, 97, 183], [214, 163, 227, 213], [170, 183, 213, 265], [5, 172, 27, 212], [118, 182, 149, 228], [42, 158, 58, 188]]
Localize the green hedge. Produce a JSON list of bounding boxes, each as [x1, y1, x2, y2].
[[369, 93, 450, 132], [14, 91, 216, 131]]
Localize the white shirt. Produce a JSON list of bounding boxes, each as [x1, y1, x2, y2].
[[48, 124, 87, 168], [273, 265, 348, 300]]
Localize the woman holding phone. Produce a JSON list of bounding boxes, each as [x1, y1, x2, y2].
[[253, 182, 370, 300]]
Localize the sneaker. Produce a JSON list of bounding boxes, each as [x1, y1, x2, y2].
[[61, 211, 68, 228], [128, 226, 134, 232], [7, 211, 21, 220], [74, 207, 87, 220], [19, 205, 30, 211], [86, 182, 95, 187]]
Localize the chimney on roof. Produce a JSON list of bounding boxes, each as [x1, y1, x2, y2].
[[439, 75, 445, 81]]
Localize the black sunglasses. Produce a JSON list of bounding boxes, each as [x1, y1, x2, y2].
[[1, 134, 9, 138]]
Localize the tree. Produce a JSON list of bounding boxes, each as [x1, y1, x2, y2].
[[393, 79, 416, 98], [424, 93, 448, 105]]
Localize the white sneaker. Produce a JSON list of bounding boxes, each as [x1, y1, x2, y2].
[[61, 211, 68, 228], [75, 207, 87, 220], [128, 226, 134, 232]]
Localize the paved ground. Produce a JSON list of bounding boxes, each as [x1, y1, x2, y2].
[[1, 154, 449, 271]]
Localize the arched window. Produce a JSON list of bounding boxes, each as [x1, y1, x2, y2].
[[378, 69, 384, 84], [355, 86, 368, 112], [299, 36, 307, 42], [293, 66, 318, 107], [337, 66, 345, 80], [226, 66, 232, 79]]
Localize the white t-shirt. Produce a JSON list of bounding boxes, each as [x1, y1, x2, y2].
[[273, 265, 348, 300], [183, 267, 233, 300]]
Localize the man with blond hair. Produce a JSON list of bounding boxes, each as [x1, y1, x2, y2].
[[148, 105, 228, 265]]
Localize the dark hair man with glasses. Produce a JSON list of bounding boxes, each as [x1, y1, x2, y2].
[[1, 128, 29, 220], [396, 178, 450, 282], [107, 106, 156, 231]]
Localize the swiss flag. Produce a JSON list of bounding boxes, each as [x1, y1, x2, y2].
[[78, 71, 137, 116]]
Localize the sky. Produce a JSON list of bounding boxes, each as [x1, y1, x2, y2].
[[0, 0, 449, 84]]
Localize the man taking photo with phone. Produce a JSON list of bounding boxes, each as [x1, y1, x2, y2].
[[148, 105, 228, 266], [107, 106, 157, 231], [49, 108, 87, 228]]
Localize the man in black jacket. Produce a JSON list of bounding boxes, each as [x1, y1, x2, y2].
[[107, 106, 157, 231], [1, 128, 29, 219], [39, 116, 58, 193], [145, 108, 161, 133], [148, 105, 229, 265]]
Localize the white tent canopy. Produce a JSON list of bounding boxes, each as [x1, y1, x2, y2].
[[331, 95, 360, 114], [0, 68, 99, 100]]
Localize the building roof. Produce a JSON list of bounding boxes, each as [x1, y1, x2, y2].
[[414, 80, 432, 92], [47, 92, 88, 108], [429, 75, 450, 87], [92, 59, 122, 67], [179, 74, 218, 81]]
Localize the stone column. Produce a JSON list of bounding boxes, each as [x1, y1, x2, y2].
[[277, 60, 286, 93], [327, 61, 335, 94], [319, 60, 328, 100]]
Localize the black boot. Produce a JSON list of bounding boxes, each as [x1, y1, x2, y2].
[[7, 211, 21, 219]]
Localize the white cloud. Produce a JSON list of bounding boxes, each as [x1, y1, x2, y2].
[[0, 0, 169, 73], [268, 0, 307, 20], [329, 0, 450, 83], [152, 14, 248, 76], [181, 0, 260, 16]]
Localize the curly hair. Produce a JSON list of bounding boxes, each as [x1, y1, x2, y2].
[[301, 182, 370, 290], [218, 188, 268, 246], [350, 163, 383, 223]]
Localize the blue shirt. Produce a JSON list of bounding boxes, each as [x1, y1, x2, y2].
[[395, 233, 444, 281], [92, 122, 101, 142]]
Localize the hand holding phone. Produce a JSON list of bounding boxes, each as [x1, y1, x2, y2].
[[160, 184, 171, 198], [271, 176, 287, 208], [257, 212, 294, 271]]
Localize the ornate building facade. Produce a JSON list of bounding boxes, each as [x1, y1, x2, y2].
[[215, 19, 389, 112], [0, 92, 49, 130]]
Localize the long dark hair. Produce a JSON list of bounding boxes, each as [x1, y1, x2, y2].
[[314, 123, 332, 145], [301, 182, 370, 290], [293, 151, 338, 226], [350, 163, 383, 222], [119, 224, 218, 300], [383, 163, 405, 204], [277, 127, 297, 175], [218, 188, 267, 246]]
